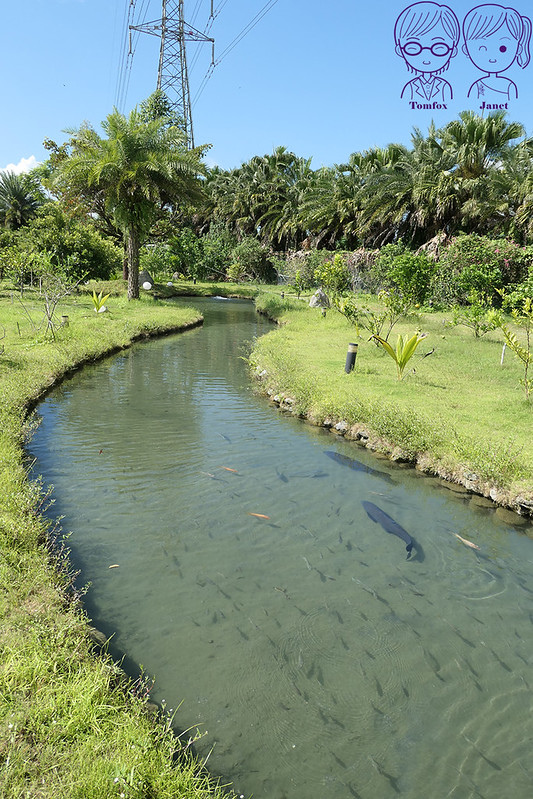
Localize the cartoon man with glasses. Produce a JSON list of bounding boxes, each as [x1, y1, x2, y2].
[[395, 2, 461, 104]]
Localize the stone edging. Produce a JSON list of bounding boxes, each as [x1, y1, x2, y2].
[[253, 368, 533, 523]]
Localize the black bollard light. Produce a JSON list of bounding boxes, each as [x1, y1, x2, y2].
[[345, 343, 358, 373]]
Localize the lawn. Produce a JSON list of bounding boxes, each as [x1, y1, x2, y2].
[[252, 290, 533, 506]]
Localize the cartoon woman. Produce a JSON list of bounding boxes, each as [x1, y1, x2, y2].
[[463, 4, 532, 101], [394, 2, 460, 102]]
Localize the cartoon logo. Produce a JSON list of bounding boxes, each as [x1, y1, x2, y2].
[[395, 2, 532, 106], [463, 4, 531, 102], [394, 2, 461, 106]]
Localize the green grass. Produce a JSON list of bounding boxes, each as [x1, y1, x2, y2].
[[252, 291, 533, 500], [0, 280, 237, 799]]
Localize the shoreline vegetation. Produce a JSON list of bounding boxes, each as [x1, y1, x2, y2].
[[0, 281, 241, 799], [2, 276, 532, 797], [250, 291, 533, 523]]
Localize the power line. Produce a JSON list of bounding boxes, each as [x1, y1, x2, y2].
[[215, 0, 280, 65], [192, 0, 281, 108]]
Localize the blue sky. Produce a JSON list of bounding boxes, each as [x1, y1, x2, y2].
[[2, 0, 533, 174]]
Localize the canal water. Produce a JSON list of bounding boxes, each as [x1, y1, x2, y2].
[[29, 298, 533, 799]]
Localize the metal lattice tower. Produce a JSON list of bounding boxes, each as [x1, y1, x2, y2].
[[131, 1, 214, 148]]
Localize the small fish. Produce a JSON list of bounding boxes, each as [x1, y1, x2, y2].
[[248, 512, 270, 519], [221, 466, 238, 473], [331, 751, 347, 769], [275, 467, 289, 483], [368, 756, 401, 794], [108, 564, 120, 569], [454, 533, 480, 550], [490, 648, 512, 673]]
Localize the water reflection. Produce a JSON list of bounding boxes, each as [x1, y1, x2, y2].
[[29, 298, 533, 799]]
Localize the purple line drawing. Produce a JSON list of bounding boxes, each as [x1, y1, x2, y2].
[[394, 2, 460, 105], [462, 4, 532, 104]]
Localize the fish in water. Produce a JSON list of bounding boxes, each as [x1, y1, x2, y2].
[[362, 501, 415, 560], [324, 450, 395, 485]]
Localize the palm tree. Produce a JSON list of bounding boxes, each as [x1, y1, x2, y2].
[[0, 171, 41, 229], [57, 107, 206, 299]]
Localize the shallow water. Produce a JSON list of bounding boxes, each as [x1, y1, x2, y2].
[[29, 298, 533, 799]]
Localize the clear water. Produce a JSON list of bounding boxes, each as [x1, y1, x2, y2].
[[29, 298, 533, 799]]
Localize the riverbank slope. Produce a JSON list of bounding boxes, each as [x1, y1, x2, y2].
[[251, 292, 533, 520], [0, 285, 238, 799]]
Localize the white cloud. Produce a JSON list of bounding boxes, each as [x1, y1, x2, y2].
[[1, 155, 39, 175]]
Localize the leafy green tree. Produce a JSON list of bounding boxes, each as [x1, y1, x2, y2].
[[56, 107, 206, 299], [18, 204, 122, 281], [139, 90, 184, 130]]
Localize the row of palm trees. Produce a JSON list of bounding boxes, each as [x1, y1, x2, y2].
[[2, 106, 533, 299], [201, 110, 533, 251]]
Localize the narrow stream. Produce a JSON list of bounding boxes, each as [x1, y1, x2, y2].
[[29, 298, 533, 799]]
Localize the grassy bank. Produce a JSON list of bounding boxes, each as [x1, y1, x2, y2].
[[0, 281, 238, 799], [252, 291, 533, 509]]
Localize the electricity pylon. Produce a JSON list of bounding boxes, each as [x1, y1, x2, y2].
[[131, 1, 214, 148]]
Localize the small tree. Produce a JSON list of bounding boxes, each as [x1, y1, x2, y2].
[[498, 296, 533, 400], [313, 253, 351, 294], [450, 291, 499, 338]]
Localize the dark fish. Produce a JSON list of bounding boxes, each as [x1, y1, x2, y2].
[[331, 751, 347, 769], [275, 467, 289, 483], [362, 501, 416, 560], [325, 450, 395, 484], [369, 756, 401, 794], [490, 648, 512, 673]]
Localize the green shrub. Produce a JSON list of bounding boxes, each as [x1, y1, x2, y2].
[[200, 223, 236, 279], [16, 205, 122, 281], [450, 292, 499, 337], [280, 250, 331, 291], [140, 243, 175, 281], [230, 236, 275, 282], [501, 270, 533, 311], [313, 253, 351, 294], [386, 252, 436, 304], [435, 234, 530, 305], [168, 228, 204, 279]]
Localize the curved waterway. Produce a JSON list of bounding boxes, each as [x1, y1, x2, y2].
[[29, 298, 533, 799]]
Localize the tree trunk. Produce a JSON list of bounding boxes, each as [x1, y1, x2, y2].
[[126, 226, 140, 300], [122, 241, 129, 281]]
